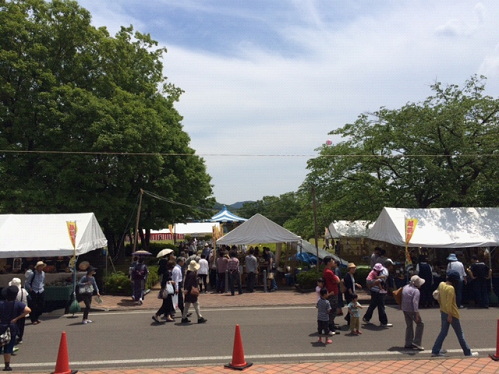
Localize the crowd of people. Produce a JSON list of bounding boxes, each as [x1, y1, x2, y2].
[[312, 248, 490, 357]]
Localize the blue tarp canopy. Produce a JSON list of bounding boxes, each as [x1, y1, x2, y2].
[[210, 206, 247, 223]]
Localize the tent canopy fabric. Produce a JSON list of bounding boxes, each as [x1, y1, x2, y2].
[[0, 213, 107, 258], [368, 207, 499, 248], [210, 206, 247, 222], [217, 213, 300, 245], [298, 240, 348, 266], [327, 220, 373, 238]]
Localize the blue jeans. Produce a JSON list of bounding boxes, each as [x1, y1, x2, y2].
[[431, 312, 471, 356]]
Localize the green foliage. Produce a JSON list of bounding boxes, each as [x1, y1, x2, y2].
[[300, 75, 499, 225], [296, 269, 322, 290], [103, 271, 131, 295], [238, 192, 302, 227], [0, 0, 213, 254]]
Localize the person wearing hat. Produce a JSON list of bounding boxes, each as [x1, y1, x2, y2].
[[446, 253, 466, 308], [362, 263, 392, 327], [181, 261, 207, 324], [343, 263, 362, 326], [431, 270, 477, 357], [0, 285, 31, 371], [78, 266, 100, 324], [401, 275, 426, 351], [8, 278, 29, 345], [24, 261, 46, 325]]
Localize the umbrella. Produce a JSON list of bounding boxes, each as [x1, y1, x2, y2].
[[157, 248, 174, 258], [131, 250, 152, 256]]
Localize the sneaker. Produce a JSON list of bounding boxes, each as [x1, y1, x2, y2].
[[82, 320, 88, 324], [86, 320, 93, 323], [381, 323, 393, 327], [431, 352, 447, 357], [326, 339, 333, 344], [181, 318, 190, 324], [327, 331, 335, 336], [3, 367, 12, 371], [152, 315, 160, 323], [467, 352, 479, 357], [411, 343, 424, 351], [198, 317, 207, 324]]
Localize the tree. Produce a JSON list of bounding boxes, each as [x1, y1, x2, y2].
[[0, 0, 213, 254], [301, 76, 498, 225], [238, 192, 302, 227]]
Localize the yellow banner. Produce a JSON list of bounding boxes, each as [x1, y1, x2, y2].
[[405, 218, 418, 244], [66, 221, 77, 249]]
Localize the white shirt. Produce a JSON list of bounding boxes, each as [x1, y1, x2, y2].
[[198, 259, 209, 275], [447, 261, 466, 280], [172, 264, 183, 291]]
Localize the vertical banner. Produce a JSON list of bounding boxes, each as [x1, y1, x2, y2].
[[66, 221, 77, 268], [404, 218, 418, 265]]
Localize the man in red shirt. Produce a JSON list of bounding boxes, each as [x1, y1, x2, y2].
[[323, 256, 340, 334]]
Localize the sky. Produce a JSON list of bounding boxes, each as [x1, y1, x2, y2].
[[77, 0, 499, 205]]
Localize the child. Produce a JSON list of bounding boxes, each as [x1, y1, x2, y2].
[[315, 278, 324, 301], [317, 288, 332, 344], [347, 293, 363, 335]]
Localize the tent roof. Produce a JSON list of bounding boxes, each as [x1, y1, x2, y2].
[[367, 207, 499, 248], [210, 206, 247, 222], [0, 213, 107, 258], [327, 220, 373, 238], [217, 213, 300, 245], [298, 240, 348, 266]]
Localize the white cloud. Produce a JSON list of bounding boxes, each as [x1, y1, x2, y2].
[[77, 0, 499, 204]]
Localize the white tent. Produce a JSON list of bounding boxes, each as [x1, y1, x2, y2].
[[0, 213, 107, 258], [327, 220, 373, 238], [217, 213, 300, 245], [368, 207, 499, 248]]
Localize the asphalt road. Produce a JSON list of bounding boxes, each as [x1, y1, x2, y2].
[[12, 305, 498, 372]]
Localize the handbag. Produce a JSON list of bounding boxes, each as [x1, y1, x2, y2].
[[432, 289, 440, 302], [79, 284, 94, 294], [0, 325, 11, 347], [339, 279, 347, 294], [190, 286, 200, 297], [166, 283, 175, 295], [157, 288, 167, 299]]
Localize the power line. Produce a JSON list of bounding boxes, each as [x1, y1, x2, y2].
[[0, 149, 497, 158]]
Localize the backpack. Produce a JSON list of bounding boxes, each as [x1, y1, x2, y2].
[[132, 264, 146, 280]]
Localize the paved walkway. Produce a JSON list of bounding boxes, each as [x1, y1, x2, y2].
[[38, 288, 499, 373]]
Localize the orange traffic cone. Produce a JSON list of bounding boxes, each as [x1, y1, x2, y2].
[[224, 324, 253, 370], [52, 331, 78, 374]]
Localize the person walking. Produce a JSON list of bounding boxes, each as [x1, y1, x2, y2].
[[316, 288, 332, 344], [8, 278, 28, 345], [245, 248, 258, 293], [216, 250, 228, 293], [197, 254, 209, 293], [0, 285, 31, 372], [363, 263, 392, 327], [181, 261, 207, 324], [153, 261, 175, 323], [172, 257, 185, 316], [347, 294, 363, 335], [402, 275, 425, 351], [431, 270, 478, 357], [343, 263, 362, 326], [78, 266, 100, 324], [446, 254, 466, 308], [131, 257, 148, 305], [323, 256, 340, 334], [24, 261, 46, 325]]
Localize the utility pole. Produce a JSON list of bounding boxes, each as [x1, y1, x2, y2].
[[133, 189, 144, 253], [312, 185, 319, 260]]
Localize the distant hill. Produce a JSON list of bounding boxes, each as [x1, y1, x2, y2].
[[213, 201, 253, 211]]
